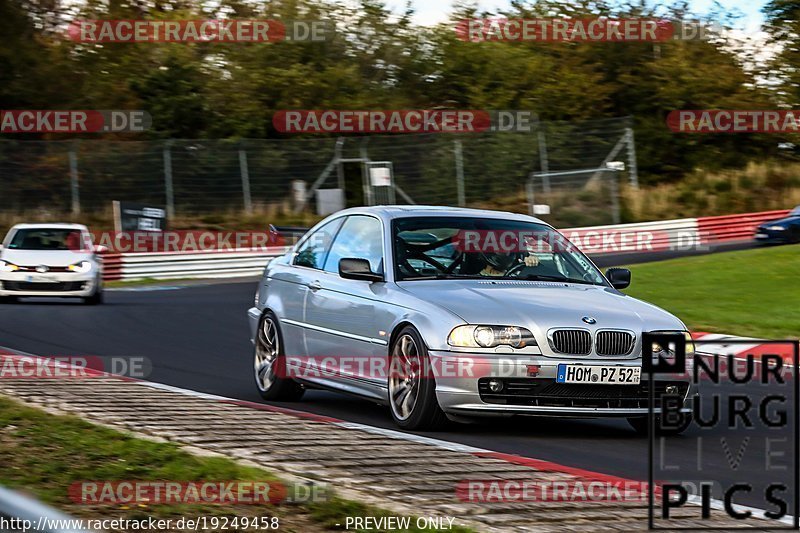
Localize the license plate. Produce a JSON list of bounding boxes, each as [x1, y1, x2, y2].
[[26, 275, 58, 283], [556, 364, 641, 385]]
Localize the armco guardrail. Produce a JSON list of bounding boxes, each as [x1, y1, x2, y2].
[[697, 209, 790, 243], [103, 247, 290, 282], [100, 209, 790, 282], [562, 217, 700, 255]]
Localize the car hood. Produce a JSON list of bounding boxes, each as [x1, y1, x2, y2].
[[761, 215, 799, 228], [398, 279, 685, 336], [0, 249, 91, 267]]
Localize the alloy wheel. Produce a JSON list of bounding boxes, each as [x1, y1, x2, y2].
[[389, 334, 422, 421], [254, 317, 279, 392]]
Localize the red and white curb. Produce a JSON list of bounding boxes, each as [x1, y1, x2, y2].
[[692, 332, 797, 380]]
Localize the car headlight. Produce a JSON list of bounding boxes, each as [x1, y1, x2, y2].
[[649, 331, 695, 357], [0, 260, 19, 272], [448, 325, 536, 349], [766, 225, 786, 231], [68, 261, 92, 273]]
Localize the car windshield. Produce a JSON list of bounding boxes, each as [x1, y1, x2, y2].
[[791, 206, 800, 216], [393, 216, 607, 286], [7, 229, 86, 251]]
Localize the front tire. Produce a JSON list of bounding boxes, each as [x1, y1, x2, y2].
[[387, 326, 448, 430], [0, 296, 18, 304], [628, 414, 693, 436], [254, 312, 304, 401], [83, 285, 103, 305]]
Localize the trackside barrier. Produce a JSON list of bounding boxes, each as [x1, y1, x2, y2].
[[697, 209, 790, 243], [561, 218, 699, 255], [100, 209, 791, 282], [103, 248, 290, 282], [102, 253, 124, 281]]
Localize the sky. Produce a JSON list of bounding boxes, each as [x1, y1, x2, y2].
[[402, 0, 770, 33]]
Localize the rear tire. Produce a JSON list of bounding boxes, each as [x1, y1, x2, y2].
[[0, 296, 18, 304], [387, 326, 449, 431], [254, 312, 304, 401], [628, 413, 693, 436]]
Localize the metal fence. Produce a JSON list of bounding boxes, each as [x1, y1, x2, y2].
[[0, 116, 637, 227]]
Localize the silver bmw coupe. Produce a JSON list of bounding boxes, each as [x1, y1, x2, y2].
[[247, 206, 694, 433]]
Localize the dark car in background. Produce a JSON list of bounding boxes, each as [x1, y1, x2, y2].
[[755, 206, 800, 244]]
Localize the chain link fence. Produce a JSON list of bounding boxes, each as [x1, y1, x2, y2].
[[0, 117, 636, 227]]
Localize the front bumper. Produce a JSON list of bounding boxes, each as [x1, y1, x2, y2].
[[429, 350, 693, 418], [755, 230, 790, 243], [0, 271, 98, 297]]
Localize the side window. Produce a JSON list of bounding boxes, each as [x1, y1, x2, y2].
[[324, 216, 383, 274], [292, 218, 344, 269]]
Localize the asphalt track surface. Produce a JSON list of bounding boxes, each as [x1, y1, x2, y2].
[[0, 241, 796, 517]]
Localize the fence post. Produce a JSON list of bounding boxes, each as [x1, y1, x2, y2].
[[610, 173, 621, 225], [360, 138, 371, 206], [538, 129, 550, 194], [239, 146, 253, 214], [69, 142, 80, 215], [525, 177, 535, 216], [163, 140, 175, 218], [625, 127, 639, 188], [454, 139, 466, 207], [335, 138, 345, 191]]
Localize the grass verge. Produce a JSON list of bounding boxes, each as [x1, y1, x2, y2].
[[621, 244, 799, 339], [0, 395, 473, 532]]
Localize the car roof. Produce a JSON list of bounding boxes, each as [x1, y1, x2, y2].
[[9, 223, 88, 231], [332, 205, 547, 225]]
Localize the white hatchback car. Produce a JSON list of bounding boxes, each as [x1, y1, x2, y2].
[[0, 223, 104, 304]]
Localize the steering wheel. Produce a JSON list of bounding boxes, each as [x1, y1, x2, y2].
[[505, 262, 528, 277]]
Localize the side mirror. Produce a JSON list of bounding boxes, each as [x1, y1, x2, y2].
[[93, 245, 108, 254], [605, 267, 631, 290], [339, 258, 384, 283]]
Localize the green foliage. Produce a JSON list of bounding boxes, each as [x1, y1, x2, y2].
[[0, 0, 796, 190]]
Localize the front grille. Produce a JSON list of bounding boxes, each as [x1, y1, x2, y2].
[[550, 329, 591, 355], [596, 330, 635, 356], [17, 266, 70, 273], [478, 378, 689, 409], [3, 281, 85, 292]]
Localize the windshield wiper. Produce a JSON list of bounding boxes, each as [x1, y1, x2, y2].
[[519, 274, 599, 285], [401, 273, 487, 281]]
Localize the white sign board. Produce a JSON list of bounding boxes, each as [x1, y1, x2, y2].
[[533, 204, 551, 215], [370, 167, 392, 187]]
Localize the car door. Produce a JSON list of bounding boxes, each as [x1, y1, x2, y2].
[[269, 217, 344, 359], [302, 214, 388, 399]]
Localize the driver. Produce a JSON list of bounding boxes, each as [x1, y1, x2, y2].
[[479, 249, 539, 276]]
